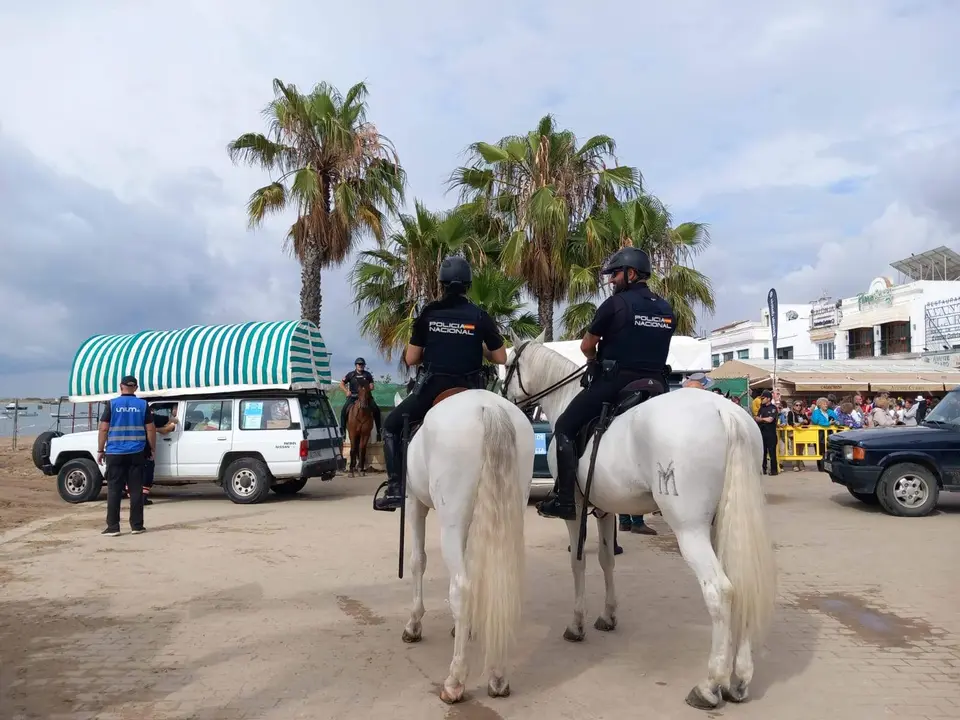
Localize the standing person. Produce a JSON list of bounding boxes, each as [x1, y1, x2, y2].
[[755, 390, 779, 475], [373, 256, 506, 511], [339, 358, 382, 441], [141, 407, 179, 505], [538, 247, 675, 521], [97, 376, 155, 536]]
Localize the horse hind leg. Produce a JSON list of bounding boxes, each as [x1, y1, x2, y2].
[[673, 526, 734, 711], [593, 511, 618, 632], [402, 498, 429, 643], [439, 524, 469, 704], [722, 637, 753, 703], [563, 510, 588, 642]]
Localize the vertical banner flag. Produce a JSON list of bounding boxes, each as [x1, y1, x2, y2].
[[767, 288, 779, 395]]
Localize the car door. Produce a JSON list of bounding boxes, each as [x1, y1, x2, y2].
[[148, 401, 179, 478], [176, 399, 234, 479]]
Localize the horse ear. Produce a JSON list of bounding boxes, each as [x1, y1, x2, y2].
[[534, 328, 547, 344], [507, 329, 519, 347]]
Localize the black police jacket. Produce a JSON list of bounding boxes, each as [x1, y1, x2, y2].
[[596, 285, 675, 374]]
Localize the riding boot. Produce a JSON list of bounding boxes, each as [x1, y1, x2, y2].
[[536, 433, 578, 520], [373, 431, 404, 511]]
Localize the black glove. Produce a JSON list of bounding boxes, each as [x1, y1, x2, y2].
[[581, 360, 599, 388]]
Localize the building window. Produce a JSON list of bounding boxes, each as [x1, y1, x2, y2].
[[817, 341, 835, 360], [776, 346, 794, 360], [880, 321, 910, 355], [722, 351, 734, 363], [737, 349, 749, 360], [763, 347, 769, 360], [848, 327, 874, 359], [712, 354, 720, 368]]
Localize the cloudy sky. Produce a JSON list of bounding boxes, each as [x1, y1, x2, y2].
[[1, 0, 958, 396]]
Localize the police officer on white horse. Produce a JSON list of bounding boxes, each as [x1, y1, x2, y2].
[[537, 246, 675, 521], [373, 255, 507, 511]]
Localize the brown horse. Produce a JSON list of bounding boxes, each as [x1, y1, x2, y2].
[[347, 377, 375, 477]]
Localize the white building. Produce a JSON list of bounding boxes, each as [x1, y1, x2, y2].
[[710, 247, 960, 369]]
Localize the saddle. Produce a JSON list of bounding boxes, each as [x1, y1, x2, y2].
[[405, 387, 471, 441], [575, 378, 665, 457]]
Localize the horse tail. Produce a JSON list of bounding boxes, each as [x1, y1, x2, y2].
[[463, 402, 525, 675], [714, 405, 778, 648]]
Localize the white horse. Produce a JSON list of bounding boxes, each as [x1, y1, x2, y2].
[[502, 339, 777, 710], [400, 388, 536, 704]]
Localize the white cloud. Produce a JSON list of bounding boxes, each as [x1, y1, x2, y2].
[[1, 0, 959, 394]]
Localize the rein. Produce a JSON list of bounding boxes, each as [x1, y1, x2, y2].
[[501, 342, 587, 409]]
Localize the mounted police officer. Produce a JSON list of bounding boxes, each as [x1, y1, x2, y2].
[[373, 255, 507, 511], [537, 247, 675, 521], [340, 357, 382, 440]]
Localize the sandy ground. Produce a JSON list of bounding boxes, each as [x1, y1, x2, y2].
[[1, 456, 959, 719], [0, 436, 74, 533]]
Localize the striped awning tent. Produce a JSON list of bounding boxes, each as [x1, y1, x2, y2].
[[68, 320, 331, 402]]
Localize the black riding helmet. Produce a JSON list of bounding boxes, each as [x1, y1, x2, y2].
[[439, 255, 472, 292], [354, 357, 366, 366], [600, 247, 651, 278]]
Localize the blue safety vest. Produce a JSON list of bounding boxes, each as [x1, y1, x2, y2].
[[105, 395, 148, 455]]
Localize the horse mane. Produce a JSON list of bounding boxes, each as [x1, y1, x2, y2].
[[518, 341, 579, 383]]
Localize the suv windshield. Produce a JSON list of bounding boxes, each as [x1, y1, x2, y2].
[[924, 391, 960, 426], [300, 394, 335, 430]]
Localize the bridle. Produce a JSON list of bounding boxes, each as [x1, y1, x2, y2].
[[499, 341, 587, 410]]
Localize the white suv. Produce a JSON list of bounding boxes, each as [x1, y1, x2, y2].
[[34, 391, 345, 504]]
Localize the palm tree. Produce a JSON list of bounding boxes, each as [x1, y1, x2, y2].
[[449, 114, 641, 341], [467, 266, 541, 341], [350, 203, 540, 362], [561, 195, 715, 338], [227, 79, 406, 326]]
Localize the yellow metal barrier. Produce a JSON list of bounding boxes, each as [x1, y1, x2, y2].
[[776, 425, 848, 465]]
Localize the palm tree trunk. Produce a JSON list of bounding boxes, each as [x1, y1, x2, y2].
[[537, 292, 555, 341], [299, 247, 323, 326]]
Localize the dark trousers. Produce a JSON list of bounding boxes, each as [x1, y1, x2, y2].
[[383, 375, 471, 436], [340, 397, 382, 434], [143, 458, 155, 489], [555, 371, 652, 439], [106, 452, 145, 531], [761, 431, 779, 475]]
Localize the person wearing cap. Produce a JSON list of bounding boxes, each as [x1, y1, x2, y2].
[[683, 372, 713, 390], [755, 390, 779, 475], [97, 375, 155, 536], [340, 358, 382, 441]]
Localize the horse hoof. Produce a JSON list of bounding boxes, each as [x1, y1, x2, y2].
[[594, 616, 616, 632], [348, 471, 355, 478], [441, 684, 465, 704], [685, 685, 720, 710], [360, 471, 366, 477], [487, 677, 510, 698], [721, 681, 749, 703], [402, 628, 422, 643], [563, 626, 584, 643]]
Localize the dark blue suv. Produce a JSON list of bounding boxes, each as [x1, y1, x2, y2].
[[824, 389, 960, 517]]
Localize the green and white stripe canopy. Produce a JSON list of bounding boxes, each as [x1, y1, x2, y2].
[[68, 320, 331, 402]]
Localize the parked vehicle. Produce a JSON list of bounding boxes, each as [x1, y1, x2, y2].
[[824, 388, 960, 517], [33, 320, 345, 505]]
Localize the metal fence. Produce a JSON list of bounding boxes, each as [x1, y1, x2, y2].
[[1, 399, 102, 450]]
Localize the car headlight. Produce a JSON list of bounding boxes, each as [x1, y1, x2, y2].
[[843, 445, 865, 461]]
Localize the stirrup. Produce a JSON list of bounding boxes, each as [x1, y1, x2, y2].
[[373, 480, 401, 512]]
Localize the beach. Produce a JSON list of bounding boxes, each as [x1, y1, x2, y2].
[[0, 437, 71, 533]]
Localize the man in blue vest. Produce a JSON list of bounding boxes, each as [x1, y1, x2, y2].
[[97, 375, 156, 536]]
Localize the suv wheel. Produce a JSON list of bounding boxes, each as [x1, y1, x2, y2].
[[32, 430, 62, 470], [876, 463, 939, 517], [57, 458, 104, 503], [222, 458, 272, 504]]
